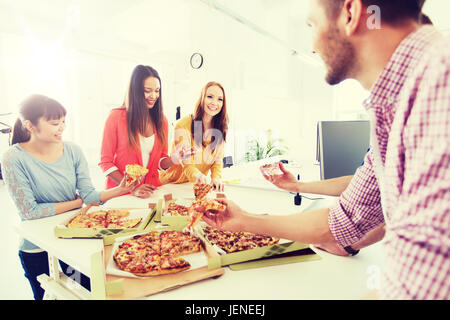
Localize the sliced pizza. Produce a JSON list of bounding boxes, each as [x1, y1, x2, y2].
[[113, 230, 201, 276], [166, 202, 190, 216], [159, 256, 191, 275], [160, 231, 202, 256], [193, 183, 212, 200], [125, 164, 149, 187], [202, 225, 280, 254], [67, 208, 142, 229], [108, 218, 142, 229], [107, 209, 130, 219], [185, 198, 227, 231], [186, 206, 204, 231], [199, 199, 227, 212], [67, 210, 108, 228], [260, 162, 283, 176]]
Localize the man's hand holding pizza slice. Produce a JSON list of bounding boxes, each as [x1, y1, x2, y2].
[[201, 199, 248, 233]]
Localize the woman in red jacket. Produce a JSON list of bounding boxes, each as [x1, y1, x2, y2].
[[99, 65, 189, 198]]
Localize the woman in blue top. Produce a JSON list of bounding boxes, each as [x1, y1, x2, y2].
[[1, 94, 139, 299]]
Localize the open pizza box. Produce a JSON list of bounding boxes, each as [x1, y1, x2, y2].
[[54, 203, 156, 240], [156, 192, 319, 270], [160, 194, 192, 225], [193, 221, 321, 269], [158, 192, 227, 226], [102, 222, 225, 299]]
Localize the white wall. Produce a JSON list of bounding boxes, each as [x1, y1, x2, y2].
[[2, 0, 448, 170]]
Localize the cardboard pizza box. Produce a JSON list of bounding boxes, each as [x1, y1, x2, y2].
[[160, 194, 192, 226], [106, 232, 208, 279], [103, 223, 224, 299], [54, 204, 156, 240], [159, 192, 226, 226], [156, 193, 315, 269], [194, 222, 319, 268]]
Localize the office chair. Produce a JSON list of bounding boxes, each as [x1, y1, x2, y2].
[[223, 156, 233, 168]]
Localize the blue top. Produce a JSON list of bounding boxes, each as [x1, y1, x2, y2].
[[1, 141, 101, 251]]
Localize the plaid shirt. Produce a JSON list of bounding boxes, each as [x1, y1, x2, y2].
[[328, 26, 450, 299]]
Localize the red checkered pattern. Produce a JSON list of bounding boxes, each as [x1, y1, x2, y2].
[[328, 26, 450, 299]]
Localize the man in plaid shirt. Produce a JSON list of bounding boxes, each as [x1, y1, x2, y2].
[[203, 0, 449, 299]]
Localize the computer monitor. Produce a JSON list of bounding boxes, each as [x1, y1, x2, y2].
[[317, 120, 370, 180]]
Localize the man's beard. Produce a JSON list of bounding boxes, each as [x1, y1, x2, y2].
[[323, 26, 357, 85]]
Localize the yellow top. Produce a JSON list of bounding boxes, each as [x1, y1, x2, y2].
[[159, 115, 224, 184]]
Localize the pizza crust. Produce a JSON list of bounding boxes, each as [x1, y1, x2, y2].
[[133, 265, 191, 277]]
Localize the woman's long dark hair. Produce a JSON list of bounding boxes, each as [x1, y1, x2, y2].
[[124, 65, 166, 149], [191, 81, 228, 149], [11, 94, 66, 145]]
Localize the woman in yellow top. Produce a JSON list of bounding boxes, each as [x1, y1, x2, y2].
[[160, 81, 229, 191]]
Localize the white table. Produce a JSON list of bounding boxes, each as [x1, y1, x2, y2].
[[14, 179, 386, 300]]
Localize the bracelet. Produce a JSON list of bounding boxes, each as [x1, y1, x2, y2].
[[344, 245, 360, 256], [159, 157, 168, 170]]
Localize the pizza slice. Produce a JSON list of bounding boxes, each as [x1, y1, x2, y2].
[[186, 206, 204, 231], [67, 214, 90, 228], [186, 199, 227, 231], [113, 240, 142, 270], [68, 210, 108, 228], [166, 202, 189, 216], [108, 218, 142, 229], [160, 231, 202, 256], [193, 183, 212, 200], [125, 253, 162, 276], [176, 237, 202, 256], [88, 211, 109, 228], [159, 256, 191, 275], [125, 164, 149, 187], [199, 199, 227, 212], [107, 209, 130, 219], [202, 225, 280, 253], [105, 209, 128, 226], [260, 162, 283, 176]]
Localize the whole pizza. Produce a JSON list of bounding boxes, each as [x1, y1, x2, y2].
[[113, 231, 203, 276], [202, 225, 280, 253]]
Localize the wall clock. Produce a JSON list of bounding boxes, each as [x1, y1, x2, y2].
[[190, 53, 203, 69]]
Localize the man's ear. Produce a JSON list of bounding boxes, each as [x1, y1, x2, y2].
[[341, 0, 363, 37], [23, 120, 34, 133]]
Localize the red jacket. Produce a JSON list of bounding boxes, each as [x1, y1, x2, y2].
[[99, 107, 169, 189]]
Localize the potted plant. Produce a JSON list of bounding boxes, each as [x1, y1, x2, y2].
[[244, 129, 288, 162]]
